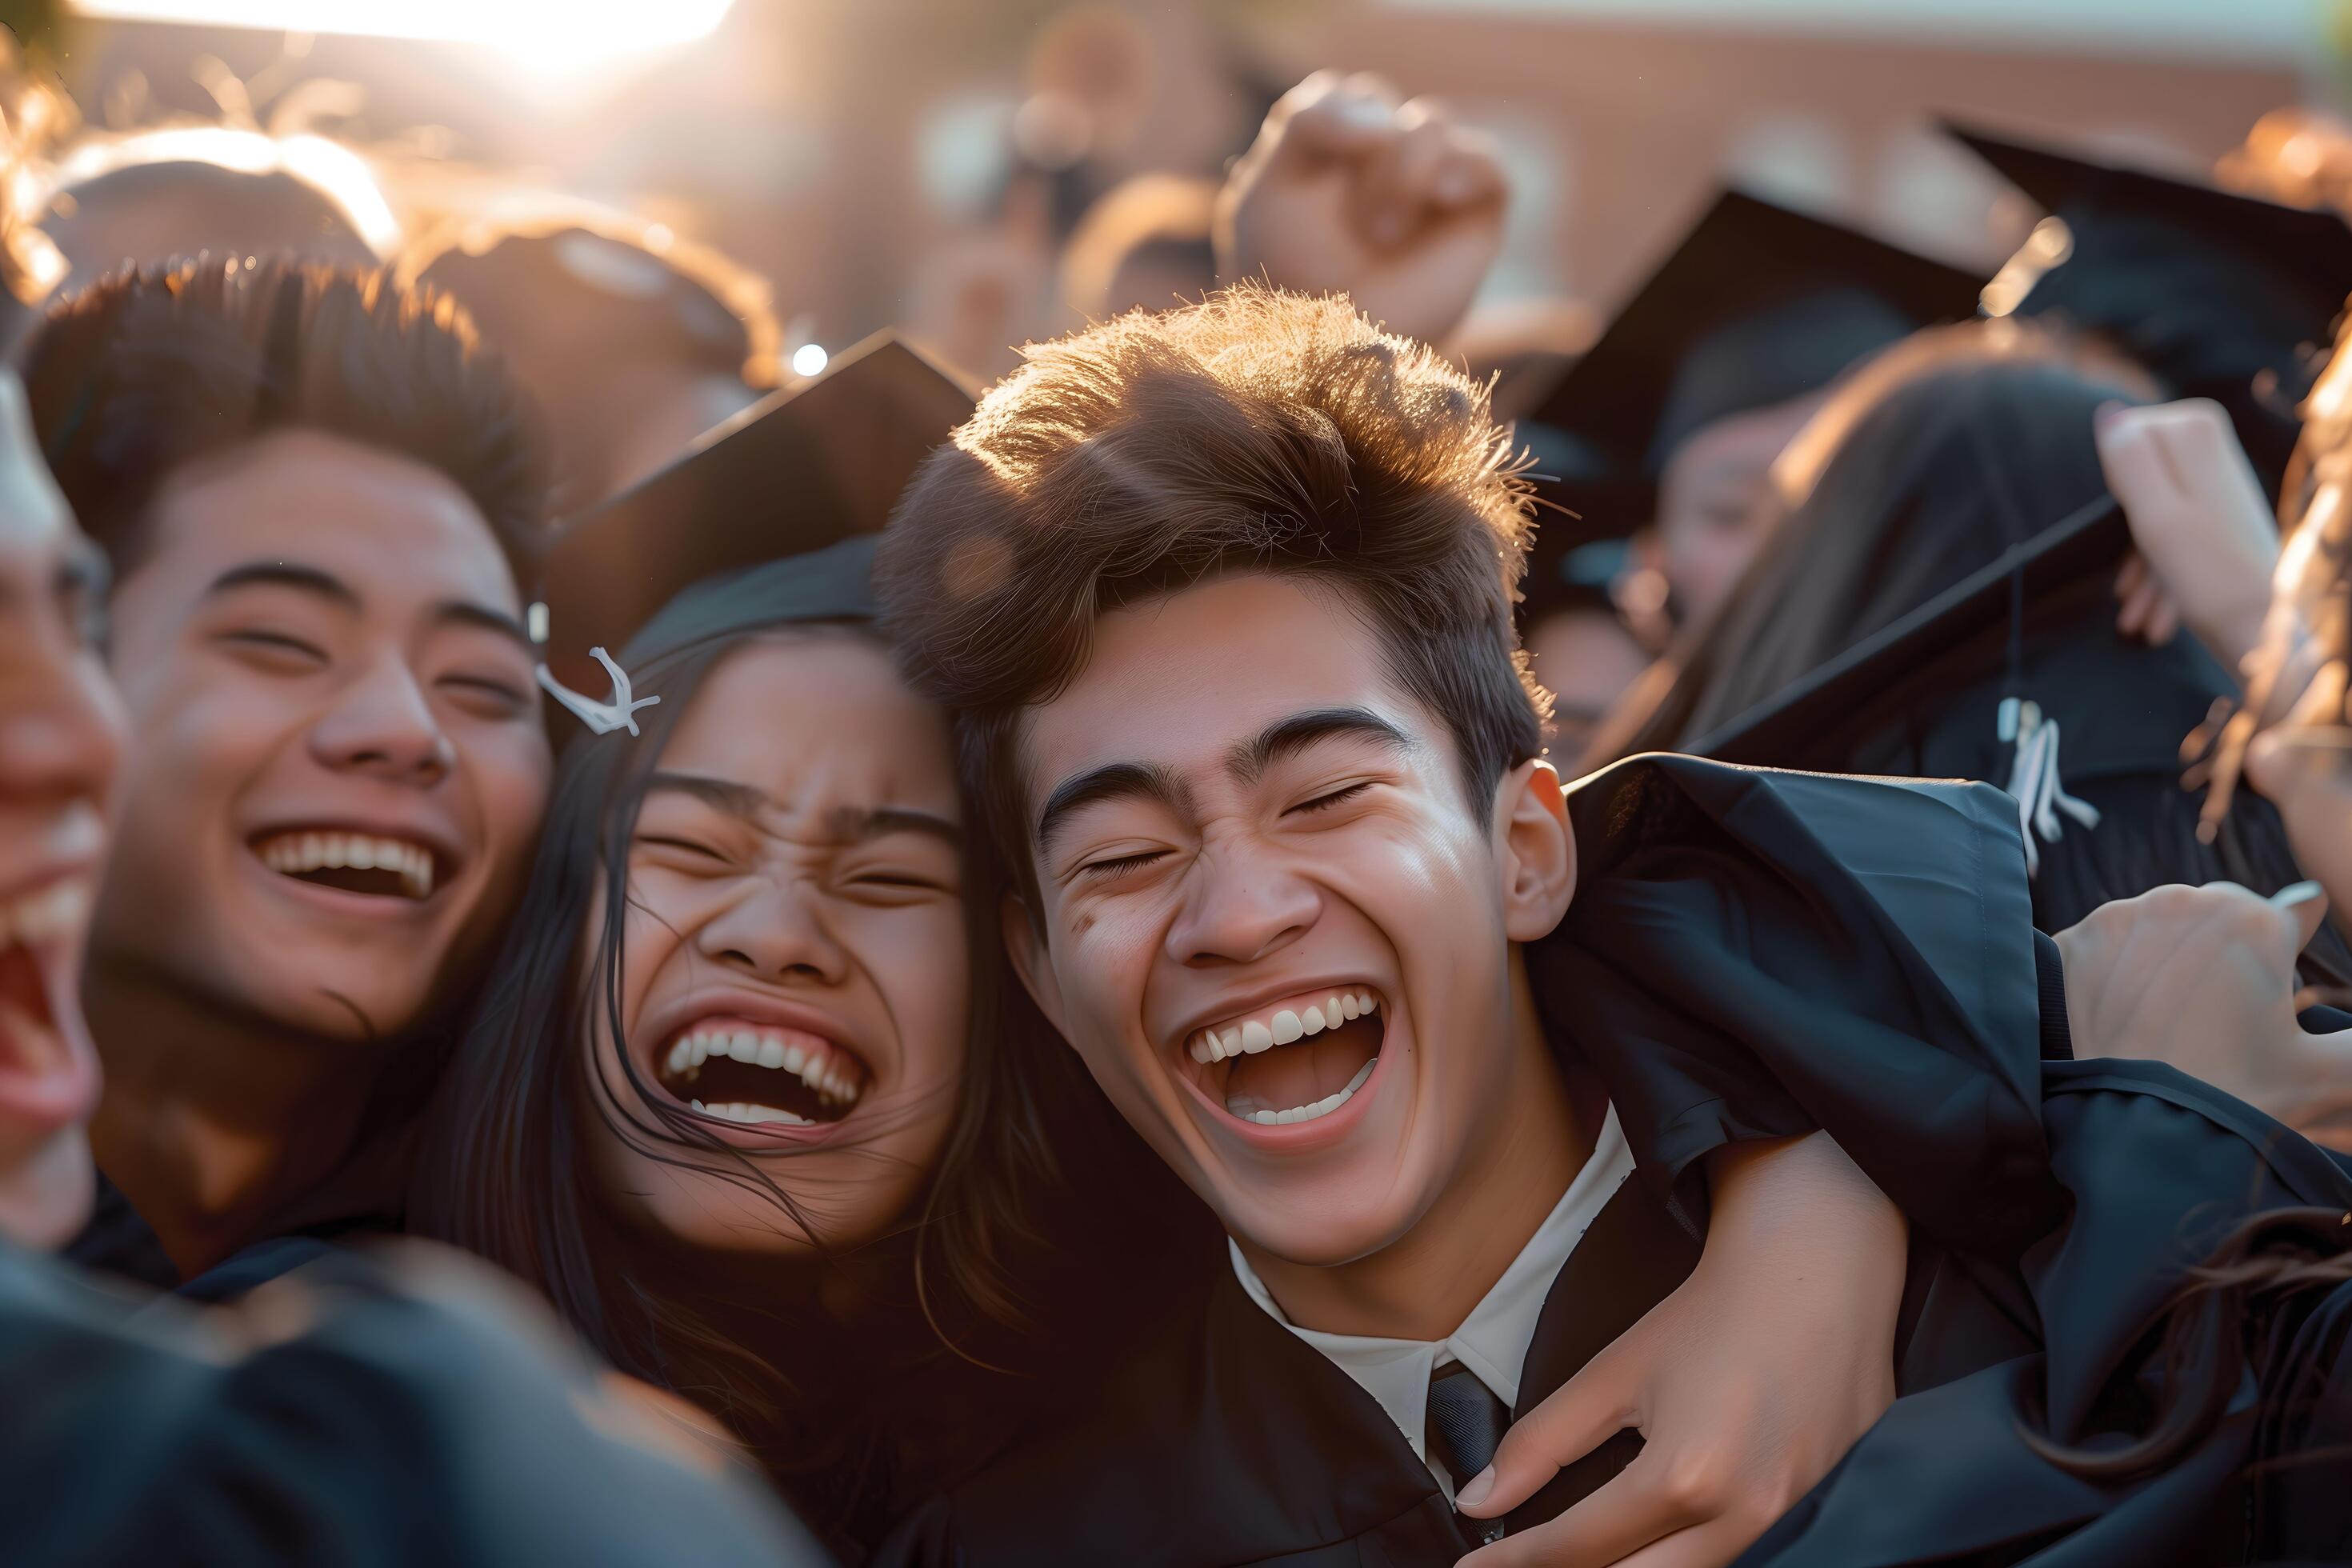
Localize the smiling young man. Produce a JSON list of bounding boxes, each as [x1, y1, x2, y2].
[[18, 256, 554, 1289], [0, 368, 829, 1566], [874, 287, 2352, 1566]]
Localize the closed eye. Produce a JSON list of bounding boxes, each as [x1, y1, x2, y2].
[[438, 673, 531, 716], [636, 834, 729, 862], [220, 628, 327, 662], [1286, 781, 1373, 816], [1077, 848, 1169, 881], [850, 870, 954, 890]]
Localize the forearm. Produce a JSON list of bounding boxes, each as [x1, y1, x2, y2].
[[1703, 1132, 1908, 1311]]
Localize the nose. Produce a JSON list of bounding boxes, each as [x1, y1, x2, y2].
[[0, 634, 123, 815], [309, 654, 454, 786], [1167, 845, 1318, 968], [695, 876, 849, 986]]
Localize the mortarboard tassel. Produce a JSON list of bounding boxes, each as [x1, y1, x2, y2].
[[537, 647, 662, 738]]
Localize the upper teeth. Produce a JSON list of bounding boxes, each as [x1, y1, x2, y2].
[[661, 1026, 862, 1106], [0, 877, 92, 950], [1188, 989, 1378, 1064], [258, 832, 436, 898]]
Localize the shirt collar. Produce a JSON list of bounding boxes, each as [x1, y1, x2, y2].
[[1229, 1102, 1634, 1460]]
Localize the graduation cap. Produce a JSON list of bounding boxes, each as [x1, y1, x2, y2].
[[1689, 494, 2130, 771], [533, 331, 974, 678], [1948, 117, 2352, 493], [1516, 191, 1986, 619]]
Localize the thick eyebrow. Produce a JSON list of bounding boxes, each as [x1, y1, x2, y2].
[[430, 599, 534, 653], [201, 566, 528, 652], [1228, 706, 1413, 786], [642, 771, 770, 819], [204, 561, 360, 609], [646, 774, 962, 849], [826, 804, 963, 850], [1036, 761, 1192, 857]]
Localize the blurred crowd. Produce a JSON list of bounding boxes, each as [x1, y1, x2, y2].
[[4, 12, 2352, 1568]]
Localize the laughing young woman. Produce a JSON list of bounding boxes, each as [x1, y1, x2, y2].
[[404, 530, 1111, 1554]]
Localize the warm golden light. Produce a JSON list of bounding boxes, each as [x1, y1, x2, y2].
[[66, 1, 736, 58]]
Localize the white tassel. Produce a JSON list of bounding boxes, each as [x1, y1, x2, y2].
[[536, 647, 661, 737], [1998, 701, 2099, 877]]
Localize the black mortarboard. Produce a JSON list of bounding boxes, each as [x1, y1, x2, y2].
[[1527, 190, 1987, 486], [1690, 494, 2129, 770], [1948, 118, 2352, 494], [1515, 191, 1986, 618], [534, 331, 973, 674]]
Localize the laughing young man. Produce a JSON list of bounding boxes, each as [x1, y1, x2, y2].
[[874, 288, 2352, 1566], [0, 370, 828, 1566], [18, 257, 554, 1290]]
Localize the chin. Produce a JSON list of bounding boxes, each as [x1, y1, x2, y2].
[[260, 973, 441, 1042], [0, 1131, 94, 1250], [623, 1164, 901, 1261], [1215, 1169, 1425, 1270]]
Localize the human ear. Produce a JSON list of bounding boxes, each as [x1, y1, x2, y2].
[[1496, 758, 1576, 942], [1002, 890, 1075, 1049]]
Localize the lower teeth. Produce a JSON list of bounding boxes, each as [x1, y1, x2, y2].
[[1228, 1057, 1377, 1126], [690, 1099, 814, 1127]]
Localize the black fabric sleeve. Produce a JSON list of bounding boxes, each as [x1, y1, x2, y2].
[[1536, 756, 2063, 1258]]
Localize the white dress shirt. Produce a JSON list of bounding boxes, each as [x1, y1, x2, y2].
[[1229, 1103, 1635, 1495]]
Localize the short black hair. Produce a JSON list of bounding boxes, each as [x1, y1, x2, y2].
[[20, 254, 551, 584]]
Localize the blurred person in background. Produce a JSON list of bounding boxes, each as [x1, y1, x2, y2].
[[404, 194, 779, 516], [1953, 121, 2352, 502], [0, 364, 826, 1567], [1598, 323, 2347, 967], [18, 256, 554, 1295], [1526, 193, 1986, 642], [1060, 172, 1217, 321], [27, 122, 397, 295]]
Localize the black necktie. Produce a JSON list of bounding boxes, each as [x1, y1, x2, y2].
[[1426, 1362, 1509, 1530]]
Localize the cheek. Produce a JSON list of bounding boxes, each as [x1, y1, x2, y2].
[[610, 878, 694, 1023], [125, 672, 287, 798], [462, 730, 554, 861], [863, 905, 972, 1095], [1050, 898, 1163, 1028]]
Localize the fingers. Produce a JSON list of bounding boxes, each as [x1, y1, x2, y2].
[[1267, 70, 1404, 164], [1351, 99, 1505, 246], [2273, 879, 2330, 952], [1608, 1512, 1781, 1568], [1455, 1350, 1638, 1519], [1454, 1452, 1705, 1568]]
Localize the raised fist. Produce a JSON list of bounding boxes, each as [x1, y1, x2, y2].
[[1216, 70, 1507, 348]]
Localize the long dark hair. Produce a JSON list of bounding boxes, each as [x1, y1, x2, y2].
[[2030, 1204, 2352, 1490], [408, 621, 1063, 1532], [1606, 320, 2155, 755]]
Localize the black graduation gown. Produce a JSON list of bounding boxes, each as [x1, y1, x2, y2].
[[62, 1168, 395, 1301], [879, 757, 2352, 1566], [0, 1241, 833, 1566], [1703, 569, 2352, 986]]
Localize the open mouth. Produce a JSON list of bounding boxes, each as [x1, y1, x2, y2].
[[1182, 986, 1386, 1126], [650, 1017, 869, 1128], [252, 830, 446, 902], [0, 875, 95, 1130]]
